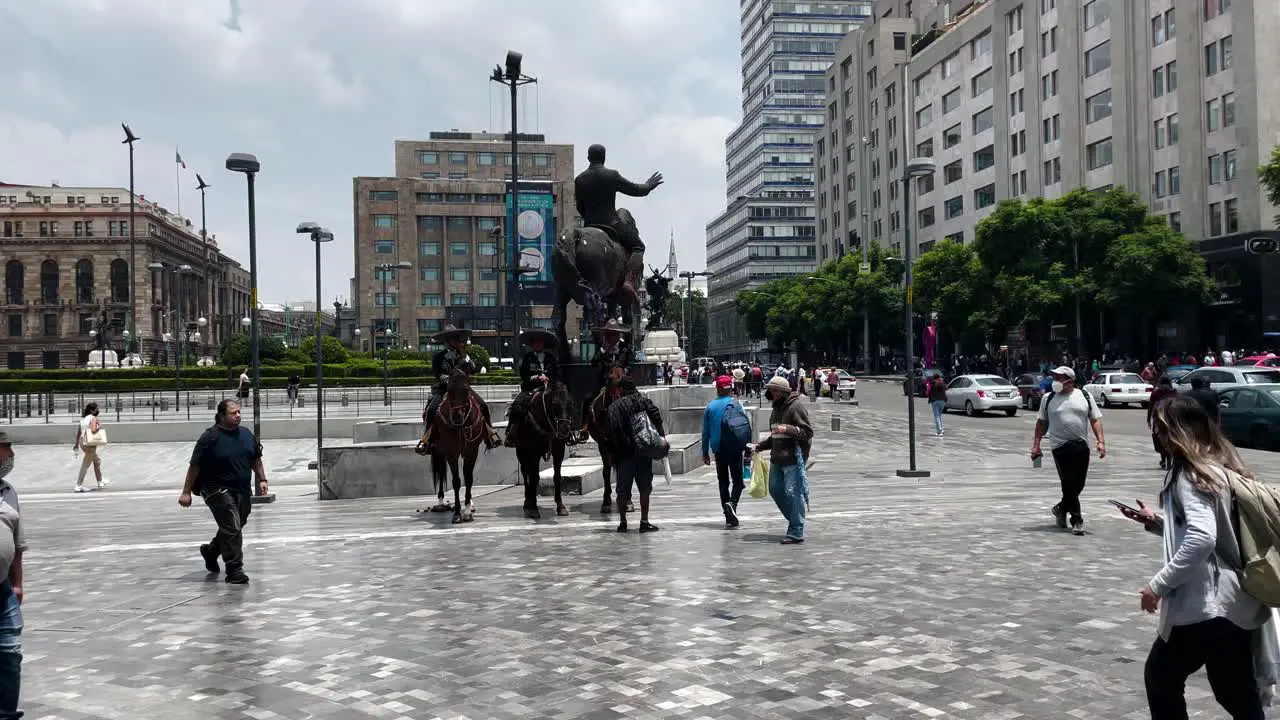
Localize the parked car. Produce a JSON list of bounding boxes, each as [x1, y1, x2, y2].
[[1218, 384, 1280, 450], [1234, 355, 1280, 368], [1013, 372, 1048, 410], [944, 374, 1021, 416], [1174, 366, 1280, 392], [904, 368, 943, 397], [816, 368, 857, 399], [1082, 372, 1154, 408], [1162, 365, 1198, 382]]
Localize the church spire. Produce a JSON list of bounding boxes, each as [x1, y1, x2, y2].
[[667, 227, 678, 279]]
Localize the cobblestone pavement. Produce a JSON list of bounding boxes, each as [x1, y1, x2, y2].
[[14, 387, 1280, 719]]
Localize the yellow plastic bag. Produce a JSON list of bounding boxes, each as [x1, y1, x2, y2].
[[747, 452, 770, 499]]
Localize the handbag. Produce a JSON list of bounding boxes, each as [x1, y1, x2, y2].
[[748, 452, 770, 499], [83, 426, 108, 448], [630, 410, 669, 459]]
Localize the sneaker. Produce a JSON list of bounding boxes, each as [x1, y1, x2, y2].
[[1071, 519, 1085, 536], [724, 502, 739, 528], [780, 537, 805, 545], [639, 522, 660, 533], [199, 544, 220, 574], [73, 485, 87, 493], [616, 520, 628, 533], [1052, 504, 1067, 529], [96, 478, 110, 489], [225, 572, 250, 585]]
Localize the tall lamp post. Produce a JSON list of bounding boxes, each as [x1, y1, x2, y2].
[[149, 262, 195, 407], [896, 157, 937, 480], [225, 152, 273, 503], [196, 173, 212, 355], [678, 271, 711, 358], [121, 123, 140, 348], [297, 223, 334, 464], [374, 260, 413, 405], [861, 209, 872, 373], [490, 50, 537, 358]]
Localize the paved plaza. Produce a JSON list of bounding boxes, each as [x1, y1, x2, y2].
[[15, 384, 1280, 719]]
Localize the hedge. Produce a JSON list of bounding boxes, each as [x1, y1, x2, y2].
[[0, 365, 515, 382], [0, 374, 520, 394]]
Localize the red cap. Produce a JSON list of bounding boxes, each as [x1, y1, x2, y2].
[[715, 375, 734, 389]]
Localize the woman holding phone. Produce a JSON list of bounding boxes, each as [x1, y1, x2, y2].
[[1119, 394, 1273, 718]]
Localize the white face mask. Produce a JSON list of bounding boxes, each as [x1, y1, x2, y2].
[[0, 457, 13, 481], [1051, 380, 1065, 393]]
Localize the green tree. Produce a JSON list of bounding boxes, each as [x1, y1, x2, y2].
[[218, 333, 287, 368], [912, 240, 992, 351], [665, 287, 709, 357], [298, 335, 351, 364], [1259, 144, 1280, 226], [465, 343, 491, 369], [1094, 224, 1215, 333]]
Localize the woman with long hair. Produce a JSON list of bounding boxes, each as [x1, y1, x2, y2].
[[1127, 395, 1272, 717], [1147, 376, 1178, 470], [72, 402, 108, 493]]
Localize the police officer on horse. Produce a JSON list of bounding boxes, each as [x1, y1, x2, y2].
[[504, 328, 561, 448], [421, 325, 501, 451]]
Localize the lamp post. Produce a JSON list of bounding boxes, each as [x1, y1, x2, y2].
[[490, 50, 537, 357], [225, 152, 273, 503], [121, 124, 140, 349], [374, 260, 413, 405], [861, 209, 872, 374], [896, 157, 937, 479], [196, 173, 211, 354], [297, 223, 334, 462], [678, 270, 711, 358], [149, 262, 195, 407]]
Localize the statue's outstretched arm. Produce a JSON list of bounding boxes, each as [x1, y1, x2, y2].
[[617, 170, 663, 197]]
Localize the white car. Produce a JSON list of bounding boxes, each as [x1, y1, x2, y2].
[[944, 374, 1021, 416], [1082, 372, 1154, 408], [1174, 366, 1280, 392], [816, 368, 857, 399]]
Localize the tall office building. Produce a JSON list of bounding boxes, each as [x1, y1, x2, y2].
[[705, 0, 873, 359], [817, 0, 1280, 347]]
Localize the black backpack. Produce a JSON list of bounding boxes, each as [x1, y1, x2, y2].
[[1041, 390, 1094, 431]]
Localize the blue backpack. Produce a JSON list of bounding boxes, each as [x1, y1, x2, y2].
[[720, 401, 753, 453]]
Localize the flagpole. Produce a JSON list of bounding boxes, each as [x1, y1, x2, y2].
[[175, 149, 182, 217]]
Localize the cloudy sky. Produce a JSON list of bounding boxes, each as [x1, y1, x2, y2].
[[0, 0, 739, 305]]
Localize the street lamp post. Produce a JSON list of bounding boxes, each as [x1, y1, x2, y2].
[[196, 173, 211, 354], [298, 223, 334, 464], [490, 50, 537, 357], [121, 124, 140, 349], [678, 271, 711, 358], [374, 261, 413, 405], [149, 262, 195, 407], [896, 157, 937, 479], [861, 210, 871, 373], [225, 152, 273, 503]]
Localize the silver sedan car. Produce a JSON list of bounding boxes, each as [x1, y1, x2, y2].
[[944, 374, 1022, 416]]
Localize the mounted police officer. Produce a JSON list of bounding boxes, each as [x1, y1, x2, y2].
[[504, 328, 561, 448], [421, 325, 500, 451], [574, 144, 663, 306]]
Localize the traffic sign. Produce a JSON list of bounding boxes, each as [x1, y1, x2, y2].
[[1246, 236, 1279, 254], [859, 261, 871, 273]]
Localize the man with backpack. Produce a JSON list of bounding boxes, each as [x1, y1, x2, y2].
[[702, 376, 752, 528], [1031, 366, 1105, 536], [605, 380, 666, 534]]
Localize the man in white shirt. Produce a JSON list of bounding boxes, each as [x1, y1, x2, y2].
[[1030, 366, 1106, 535]]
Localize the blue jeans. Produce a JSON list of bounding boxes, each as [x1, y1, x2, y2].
[[0, 581, 22, 720], [930, 400, 945, 434], [768, 448, 808, 540]]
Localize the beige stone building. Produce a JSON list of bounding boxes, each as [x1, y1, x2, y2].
[[353, 131, 587, 362], [0, 183, 251, 369]]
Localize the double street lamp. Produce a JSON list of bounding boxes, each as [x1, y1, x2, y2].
[[374, 260, 413, 405], [122, 124, 140, 344], [149, 263, 205, 408], [896, 157, 938, 480], [678, 270, 711, 357], [297, 222, 334, 464]]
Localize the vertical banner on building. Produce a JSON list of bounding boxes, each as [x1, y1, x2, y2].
[[505, 187, 556, 305]]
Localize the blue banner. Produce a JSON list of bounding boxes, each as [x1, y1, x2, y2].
[[504, 189, 555, 305]]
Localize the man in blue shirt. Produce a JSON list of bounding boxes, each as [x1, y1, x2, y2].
[[702, 376, 746, 528], [179, 400, 269, 584]]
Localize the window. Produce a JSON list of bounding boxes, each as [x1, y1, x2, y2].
[[1042, 114, 1061, 143], [42, 313, 57, 337], [419, 241, 440, 256], [1084, 0, 1109, 29], [419, 151, 438, 164], [1041, 70, 1058, 100], [420, 268, 440, 281], [1223, 93, 1236, 127], [534, 154, 552, 167], [916, 138, 934, 157], [1155, 170, 1168, 198], [479, 269, 497, 281], [885, 83, 896, 108], [477, 152, 497, 166], [417, 193, 443, 204], [1168, 112, 1179, 143], [1210, 202, 1223, 236], [971, 69, 992, 97], [1224, 150, 1238, 181], [1011, 129, 1027, 156], [1153, 66, 1166, 98], [1007, 6, 1023, 34], [975, 184, 996, 209], [1206, 98, 1220, 131], [449, 268, 471, 281], [974, 145, 995, 171], [374, 215, 395, 229], [942, 89, 960, 114], [7, 315, 19, 338], [1209, 154, 1223, 184], [893, 32, 907, 50], [1170, 166, 1181, 194], [449, 293, 470, 306], [373, 267, 396, 281], [916, 104, 933, 128], [476, 217, 500, 232], [1010, 88, 1024, 116], [1011, 170, 1028, 196], [370, 190, 397, 202], [941, 52, 959, 79], [972, 107, 994, 134], [449, 242, 468, 256], [917, 174, 936, 195], [1086, 137, 1113, 170], [1041, 27, 1057, 57], [1152, 15, 1166, 45], [448, 152, 467, 165], [1221, 36, 1233, 70], [420, 293, 442, 306], [944, 195, 964, 219], [445, 193, 470, 203], [1085, 41, 1111, 76], [1086, 89, 1112, 123], [918, 207, 936, 227], [1225, 198, 1239, 233], [1154, 118, 1167, 148], [1042, 0, 1055, 11], [944, 124, 962, 148], [1169, 212, 1182, 233], [375, 240, 395, 254], [970, 31, 992, 61], [1008, 47, 1023, 75], [1044, 157, 1062, 185], [944, 160, 964, 184], [1205, 41, 1219, 75], [446, 217, 470, 231], [478, 241, 498, 256], [1166, 9, 1176, 37], [478, 293, 498, 307], [375, 293, 397, 307], [1166, 61, 1177, 91]]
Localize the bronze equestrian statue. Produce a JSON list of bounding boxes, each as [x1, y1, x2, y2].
[[551, 144, 662, 359]]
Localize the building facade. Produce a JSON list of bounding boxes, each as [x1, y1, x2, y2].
[[705, 0, 874, 359], [352, 132, 585, 362], [817, 0, 1280, 264], [0, 184, 251, 369]]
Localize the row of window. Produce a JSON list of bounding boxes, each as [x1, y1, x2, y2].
[[2, 220, 132, 238], [372, 215, 505, 232], [374, 293, 500, 308], [1208, 198, 1240, 237], [4, 258, 130, 305], [416, 151, 554, 167], [0, 194, 121, 206], [368, 190, 508, 204], [374, 240, 501, 256]]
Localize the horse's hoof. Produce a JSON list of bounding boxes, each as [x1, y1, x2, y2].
[[556, 505, 570, 517], [600, 502, 612, 515], [451, 514, 464, 524], [525, 506, 541, 519]]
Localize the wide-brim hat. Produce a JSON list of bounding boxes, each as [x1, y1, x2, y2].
[[592, 318, 632, 335], [519, 328, 559, 349], [0, 431, 19, 446], [431, 324, 471, 343]]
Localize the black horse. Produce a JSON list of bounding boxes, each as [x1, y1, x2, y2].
[[511, 380, 580, 519], [552, 213, 637, 363]]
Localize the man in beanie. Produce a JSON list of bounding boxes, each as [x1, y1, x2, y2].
[[755, 375, 813, 544], [0, 431, 25, 720], [702, 375, 748, 527]]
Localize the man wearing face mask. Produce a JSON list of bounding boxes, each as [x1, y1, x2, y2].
[[1031, 366, 1105, 536], [0, 431, 26, 720], [755, 375, 814, 544]]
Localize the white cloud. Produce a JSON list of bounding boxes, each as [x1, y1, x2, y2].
[[0, 0, 739, 303]]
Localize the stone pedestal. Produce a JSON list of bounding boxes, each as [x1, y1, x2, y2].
[[87, 349, 120, 369], [641, 328, 681, 364]]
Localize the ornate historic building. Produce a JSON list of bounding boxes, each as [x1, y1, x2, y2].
[[0, 183, 251, 369]]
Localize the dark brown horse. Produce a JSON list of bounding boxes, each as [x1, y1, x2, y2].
[[585, 368, 634, 515], [425, 369, 485, 524], [511, 379, 579, 519]]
